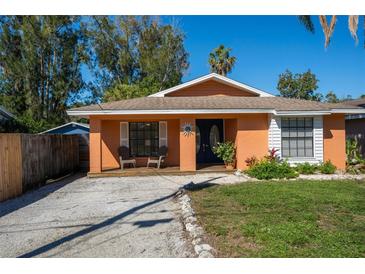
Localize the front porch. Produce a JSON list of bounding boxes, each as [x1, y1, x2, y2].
[[88, 164, 232, 178], [89, 114, 270, 174]]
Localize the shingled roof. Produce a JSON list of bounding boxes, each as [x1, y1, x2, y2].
[[67, 96, 364, 115], [340, 98, 365, 108]]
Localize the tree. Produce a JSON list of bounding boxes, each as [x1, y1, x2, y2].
[[277, 70, 322, 101], [324, 91, 339, 103], [298, 15, 364, 48], [88, 16, 189, 101], [360, 94, 365, 99], [208, 45, 236, 76], [0, 16, 88, 132], [103, 84, 141, 102]]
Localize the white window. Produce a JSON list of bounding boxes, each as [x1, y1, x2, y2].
[[281, 117, 314, 158]]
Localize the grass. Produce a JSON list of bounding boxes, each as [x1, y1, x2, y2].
[[189, 180, 365, 257]]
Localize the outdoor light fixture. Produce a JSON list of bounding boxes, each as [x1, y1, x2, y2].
[[182, 122, 193, 136]]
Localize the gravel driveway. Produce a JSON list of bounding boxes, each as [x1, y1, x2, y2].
[[0, 172, 241, 257]]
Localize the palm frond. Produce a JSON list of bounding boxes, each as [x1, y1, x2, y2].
[[319, 15, 337, 48], [348, 15, 359, 45], [298, 16, 315, 33]]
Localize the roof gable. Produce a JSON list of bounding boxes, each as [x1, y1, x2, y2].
[[41, 122, 89, 134], [148, 73, 274, 97], [0, 105, 15, 120]]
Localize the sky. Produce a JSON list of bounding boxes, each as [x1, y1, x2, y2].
[[158, 15, 365, 99]]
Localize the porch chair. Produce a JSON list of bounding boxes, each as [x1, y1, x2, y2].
[[147, 146, 168, 169], [118, 146, 136, 170]]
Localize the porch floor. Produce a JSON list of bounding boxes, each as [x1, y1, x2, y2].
[[88, 164, 233, 178]]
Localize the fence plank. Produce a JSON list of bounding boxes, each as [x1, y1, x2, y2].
[[0, 134, 79, 202], [0, 134, 22, 202]]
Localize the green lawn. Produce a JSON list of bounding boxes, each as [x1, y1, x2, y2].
[[189, 180, 365, 257]]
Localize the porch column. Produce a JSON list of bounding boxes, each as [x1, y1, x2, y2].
[[89, 117, 102, 173], [179, 118, 196, 171], [236, 114, 269, 170], [323, 114, 346, 170]]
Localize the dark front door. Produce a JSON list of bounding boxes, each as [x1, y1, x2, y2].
[[196, 119, 224, 163]]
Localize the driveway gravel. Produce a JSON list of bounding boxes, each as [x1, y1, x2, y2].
[[0, 172, 240, 257]]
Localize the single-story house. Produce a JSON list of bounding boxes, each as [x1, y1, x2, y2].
[[41, 122, 90, 170], [67, 73, 365, 174], [342, 98, 365, 156], [40, 122, 89, 135]]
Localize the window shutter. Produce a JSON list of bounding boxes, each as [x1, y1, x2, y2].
[[159, 121, 168, 148], [120, 122, 129, 147]]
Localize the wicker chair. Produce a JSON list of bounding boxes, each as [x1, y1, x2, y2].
[[147, 146, 168, 169], [118, 146, 136, 170]]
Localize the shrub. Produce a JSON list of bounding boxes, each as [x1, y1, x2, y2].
[[245, 156, 258, 168], [346, 138, 365, 174], [319, 160, 336, 174], [264, 147, 280, 162], [295, 162, 318, 175], [246, 160, 298, 180], [346, 138, 364, 165], [212, 141, 236, 165]]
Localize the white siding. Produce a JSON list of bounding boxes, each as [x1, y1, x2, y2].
[[313, 116, 324, 162], [268, 114, 282, 158], [120, 122, 129, 147], [159, 121, 168, 148], [268, 115, 324, 164]]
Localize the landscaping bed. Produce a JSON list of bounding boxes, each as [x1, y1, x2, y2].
[[189, 180, 365, 257]]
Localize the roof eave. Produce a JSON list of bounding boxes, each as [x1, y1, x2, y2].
[[67, 109, 339, 116]]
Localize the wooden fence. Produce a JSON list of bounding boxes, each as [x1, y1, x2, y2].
[[0, 134, 79, 202]]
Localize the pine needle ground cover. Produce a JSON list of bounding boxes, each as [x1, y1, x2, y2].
[[189, 180, 365, 257]]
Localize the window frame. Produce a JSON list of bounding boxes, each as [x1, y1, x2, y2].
[[129, 122, 159, 157], [281, 117, 314, 158]]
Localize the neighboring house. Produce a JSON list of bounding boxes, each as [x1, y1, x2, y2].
[[40, 121, 90, 135], [67, 73, 365, 174], [41, 122, 90, 170], [0, 105, 16, 122], [0, 105, 21, 133], [342, 98, 365, 156]]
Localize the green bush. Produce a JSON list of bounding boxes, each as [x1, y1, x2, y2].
[[246, 160, 298, 180], [346, 138, 365, 174], [319, 160, 336, 174], [295, 162, 318, 174], [346, 138, 364, 165], [212, 141, 236, 165]]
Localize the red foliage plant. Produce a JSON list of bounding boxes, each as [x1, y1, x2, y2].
[[245, 156, 258, 167], [265, 148, 280, 162]]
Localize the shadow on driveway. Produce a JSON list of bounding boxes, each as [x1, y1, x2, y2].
[[0, 173, 85, 218], [18, 191, 177, 258], [132, 218, 173, 228]]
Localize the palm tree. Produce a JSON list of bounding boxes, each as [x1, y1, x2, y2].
[[298, 15, 364, 48], [208, 45, 237, 76]]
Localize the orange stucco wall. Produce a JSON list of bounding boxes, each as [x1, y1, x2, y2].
[[224, 119, 237, 143], [98, 118, 180, 170], [101, 120, 120, 170], [236, 114, 269, 170], [324, 114, 346, 170], [179, 118, 196, 171], [89, 118, 102, 173], [166, 79, 257, 97]]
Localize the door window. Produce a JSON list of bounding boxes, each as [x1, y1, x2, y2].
[[196, 126, 201, 153], [209, 124, 220, 148]]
